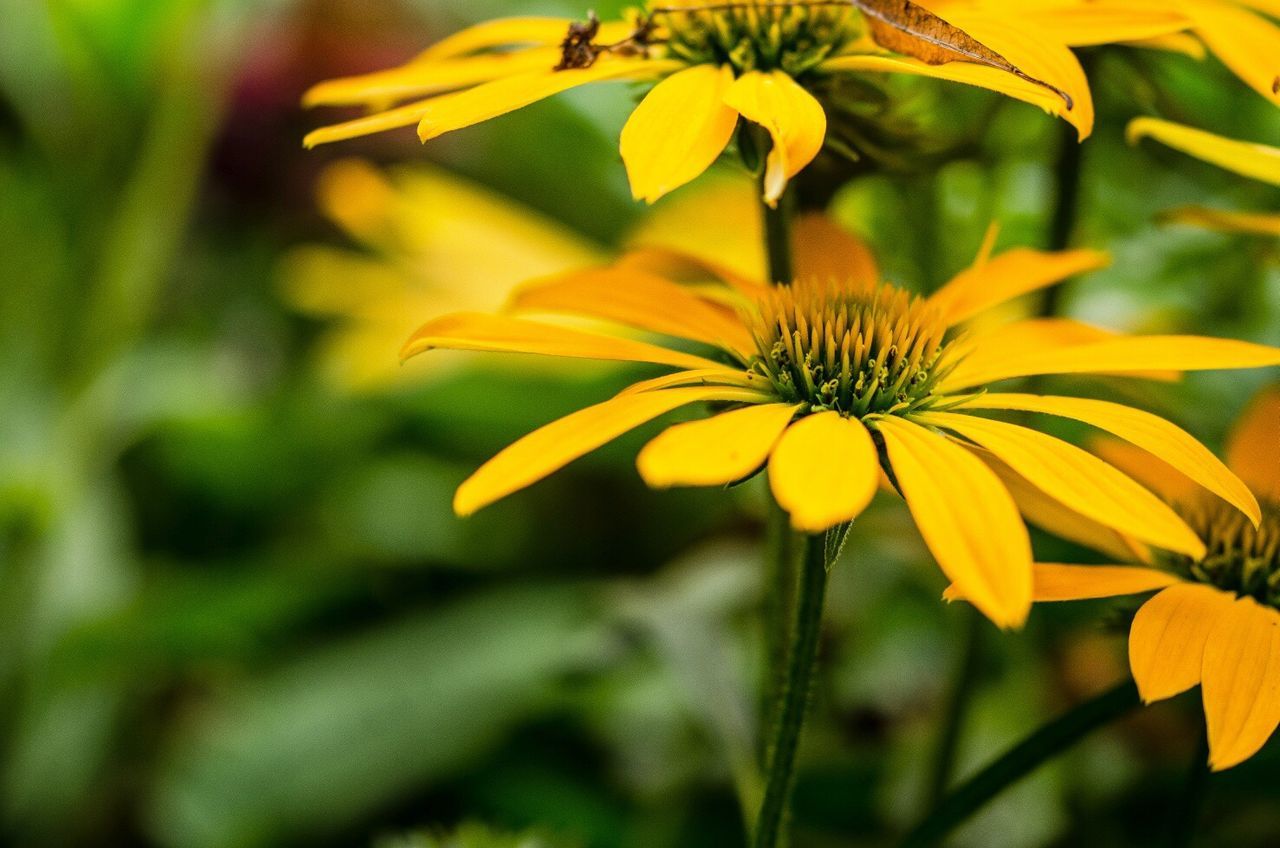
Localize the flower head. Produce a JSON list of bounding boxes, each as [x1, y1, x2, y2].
[[402, 225, 1280, 629], [303, 2, 1091, 204], [951, 386, 1280, 770]]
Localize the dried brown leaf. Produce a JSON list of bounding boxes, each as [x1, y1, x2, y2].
[[851, 0, 1073, 109]]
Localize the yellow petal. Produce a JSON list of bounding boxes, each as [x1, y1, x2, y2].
[[824, 52, 1090, 139], [1160, 206, 1280, 237], [1226, 385, 1280, 503], [723, 70, 827, 206], [304, 96, 445, 148], [1128, 117, 1280, 186], [955, 318, 1181, 382], [455, 386, 765, 515], [1089, 438, 1203, 507], [619, 368, 766, 395], [958, 393, 1261, 526], [1128, 583, 1235, 703], [617, 246, 767, 296], [1007, 1, 1192, 46], [1185, 2, 1280, 107], [400, 312, 725, 371], [929, 247, 1109, 326], [792, 213, 879, 287], [508, 266, 755, 356], [638, 403, 800, 488], [768, 412, 881, 533], [621, 64, 739, 203], [919, 411, 1206, 558], [875, 415, 1033, 628], [1202, 597, 1280, 771], [1124, 31, 1206, 59], [417, 58, 679, 142], [978, 449, 1155, 564], [413, 17, 637, 63], [943, 334, 1280, 391], [302, 48, 561, 108], [945, 563, 1180, 603]]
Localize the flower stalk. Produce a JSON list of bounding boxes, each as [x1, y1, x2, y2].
[[754, 531, 831, 848]]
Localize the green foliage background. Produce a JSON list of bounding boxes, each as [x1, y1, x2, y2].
[[0, 1, 1277, 847]]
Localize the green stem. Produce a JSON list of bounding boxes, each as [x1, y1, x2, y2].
[[925, 607, 985, 807], [1038, 50, 1094, 319], [761, 499, 797, 757], [1168, 726, 1211, 848], [753, 533, 830, 848], [900, 681, 1140, 848], [762, 188, 795, 285]]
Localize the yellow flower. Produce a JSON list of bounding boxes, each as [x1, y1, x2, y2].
[[400, 224, 1280, 629], [935, 0, 1280, 106], [956, 386, 1280, 770], [303, 2, 1092, 205], [279, 159, 601, 390], [1128, 117, 1280, 237]]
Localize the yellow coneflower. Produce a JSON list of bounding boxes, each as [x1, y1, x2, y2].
[[400, 228, 1280, 629], [279, 159, 602, 390], [303, 1, 1092, 205], [934, 0, 1280, 107], [949, 386, 1280, 770], [1127, 117, 1280, 237]]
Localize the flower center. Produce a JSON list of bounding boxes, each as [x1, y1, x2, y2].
[[1174, 500, 1280, 608], [652, 1, 860, 77], [746, 277, 956, 417]]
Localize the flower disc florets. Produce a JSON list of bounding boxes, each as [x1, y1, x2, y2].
[[747, 278, 957, 417], [1173, 500, 1280, 609], [654, 1, 859, 77]]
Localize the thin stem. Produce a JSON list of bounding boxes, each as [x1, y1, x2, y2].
[[1167, 726, 1211, 848], [753, 532, 830, 848], [900, 680, 1140, 848], [925, 607, 985, 807], [762, 188, 795, 285], [761, 500, 797, 757], [1038, 50, 1094, 319]]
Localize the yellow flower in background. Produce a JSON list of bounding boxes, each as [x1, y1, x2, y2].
[[954, 386, 1280, 771], [1128, 117, 1280, 237], [303, 1, 1093, 205], [398, 225, 1280, 628], [934, 0, 1280, 106], [280, 159, 601, 390]]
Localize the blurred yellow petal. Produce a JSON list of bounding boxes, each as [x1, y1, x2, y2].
[[769, 412, 881, 532], [304, 96, 443, 148], [1202, 597, 1280, 771], [979, 451, 1147, 563], [792, 213, 879, 287], [302, 49, 560, 107], [1184, 2, 1280, 107], [959, 393, 1260, 525], [417, 59, 679, 142], [929, 248, 1109, 326], [945, 563, 1180, 602], [875, 416, 1032, 628], [314, 159, 398, 242], [723, 70, 827, 206], [920, 412, 1206, 558], [824, 50, 1090, 139], [617, 245, 767, 295], [638, 403, 800, 488], [401, 312, 724, 370], [509, 266, 755, 355], [1226, 385, 1280, 503], [1160, 206, 1280, 237], [944, 335, 1280, 391], [1128, 117, 1280, 186], [1125, 32, 1206, 59], [1129, 583, 1235, 702], [1090, 438, 1203, 507], [956, 318, 1181, 382], [621, 64, 739, 203], [455, 386, 765, 515]]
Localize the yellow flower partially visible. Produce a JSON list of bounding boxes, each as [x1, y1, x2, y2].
[[303, 2, 1093, 206], [280, 159, 601, 390], [400, 225, 1280, 629], [949, 386, 1280, 770], [1128, 117, 1280, 237], [934, 0, 1280, 107]]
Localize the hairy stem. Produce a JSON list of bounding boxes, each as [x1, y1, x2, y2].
[[754, 532, 830, 848]]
